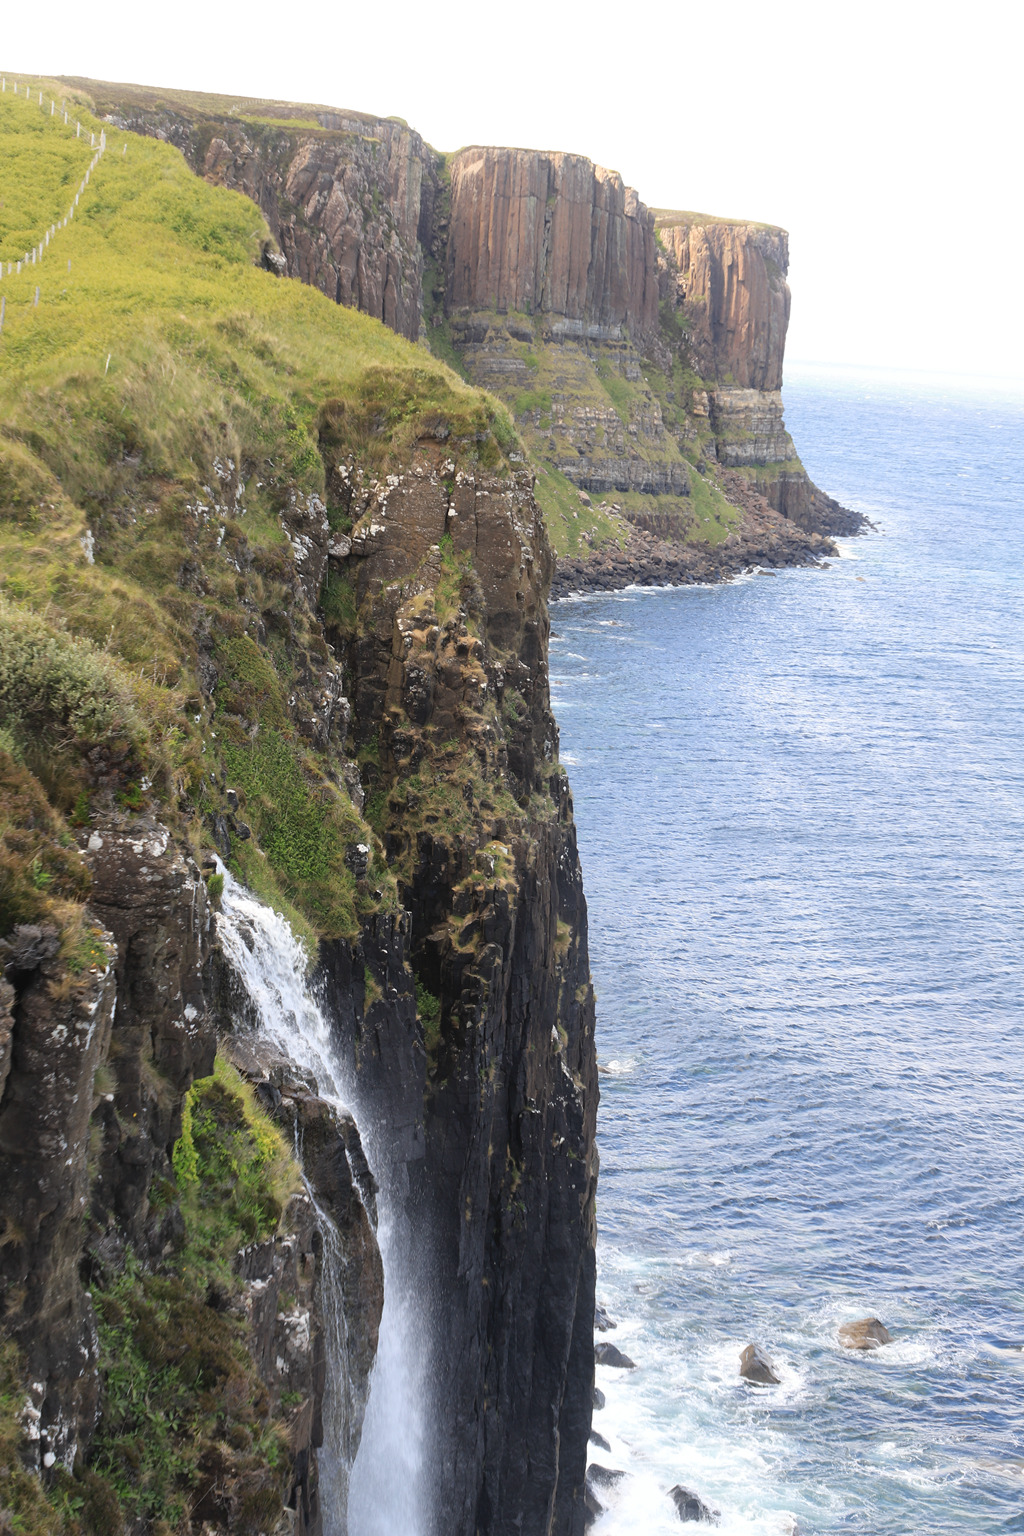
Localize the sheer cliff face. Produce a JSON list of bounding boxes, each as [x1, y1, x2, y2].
[[316, 447, 599, 1536], [446, 147, 659, 343], [657, 219, 791, 390]]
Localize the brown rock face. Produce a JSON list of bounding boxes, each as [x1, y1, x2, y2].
[[446, 148, 659, 343], [0, 922, 117, 1470], [658, 218, 791, 390]]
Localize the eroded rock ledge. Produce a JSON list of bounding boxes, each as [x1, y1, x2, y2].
[[551, 473, 838, 599]]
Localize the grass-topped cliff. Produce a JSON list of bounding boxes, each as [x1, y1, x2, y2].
[[0, 75, 515, 946], [1, 74, 598, 1536]]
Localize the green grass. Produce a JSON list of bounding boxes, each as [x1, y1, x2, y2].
[[532, 464, 628, 557], [683, 462, 740, 542], [0, 90, 95, 265], [0, 76, 516, 940], [220, 727, 363, 937], [652, 206, 785, 234]]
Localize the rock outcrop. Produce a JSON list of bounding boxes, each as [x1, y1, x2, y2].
[[552, 481, 836, 599], [668, 1484, 721, 1524], [0, 814, 384, 1529], [446, 148, 659, 344], [69, 80, 438, 342], [75, 76, 865, 563], [594, 1342, 635, 1370], [0, 921, 116, 1472], [739, 1343, 780, 1385], [656, 217, 791, 390]]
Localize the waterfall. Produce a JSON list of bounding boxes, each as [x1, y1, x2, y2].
[[216, 868, 429, 1536]]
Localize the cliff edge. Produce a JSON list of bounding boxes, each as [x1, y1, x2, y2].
[[1, 78, 594, 1536], [65, 78, 867, 591]]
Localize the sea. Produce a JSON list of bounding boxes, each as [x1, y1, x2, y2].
[[550, 364, 1024, 1535]]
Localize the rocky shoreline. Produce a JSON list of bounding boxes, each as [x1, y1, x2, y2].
[[552, 473, 867, 600]]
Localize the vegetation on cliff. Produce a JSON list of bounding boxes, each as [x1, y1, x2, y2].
[[2, 74, 596, 1535], [0, 77, 513, 941], [0, 1054, 306, 1535]]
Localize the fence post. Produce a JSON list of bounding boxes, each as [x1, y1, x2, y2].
[[34, 286, 39, 307], [0, 296, 5, 333]]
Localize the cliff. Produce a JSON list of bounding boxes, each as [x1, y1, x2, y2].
[[1, 77, 595, 1536], [655, 215, 791, 390], [446, 147, 659, 344], [1, 66, 864, 1536], [64, 79, 439, 344], [66, 79, 865, 578]]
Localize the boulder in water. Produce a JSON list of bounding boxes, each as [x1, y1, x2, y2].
[[595, 1302, 617, 1332], [588, 1464, 626, 1489], [668, 1484, 720, 1524], [595, 1341, 635, 1369], [739, 1343, 780, 1384], [839, 1317, 893, 1350], [590, 1429, 611, 1451], [593, 1385, 606, 1410]]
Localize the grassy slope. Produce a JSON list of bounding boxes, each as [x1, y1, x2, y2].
[[0, 77, 509, 943]]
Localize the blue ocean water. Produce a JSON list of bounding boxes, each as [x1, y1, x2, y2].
[[551, 366, 1024, 1535]]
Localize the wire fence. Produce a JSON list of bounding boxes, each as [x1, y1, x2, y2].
[[0, 76, 113, 297]]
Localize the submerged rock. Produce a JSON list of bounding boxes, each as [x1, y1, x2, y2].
[[595, 1302, 617, 1332], [839, 1317, 893, 1350], [593, 1386, 606, 1410], [668, 1484, 721, 1523], [595, 1341, 636, 1369], [739, 1343, 780, 1384]]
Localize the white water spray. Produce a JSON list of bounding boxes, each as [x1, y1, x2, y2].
[[215, 868, 429, 1536]]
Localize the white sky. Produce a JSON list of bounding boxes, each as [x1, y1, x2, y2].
[[6, 0, 1021, 380]]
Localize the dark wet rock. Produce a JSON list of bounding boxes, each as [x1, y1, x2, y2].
[[584, 1481, 605, 1528], [590, 1429, 611, 1452], [345, 842, 371, 877], [669, 1484, 721, 1523], [839, 1317, 893, 1350], [0, 922, 61, 976], [593, 1386, 606, 1410], [595, 1302, 617, 1332], [739, 1343, 780, 1384], [588, 1464, 626, 1489], [596, 1341, 636, 1369]]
